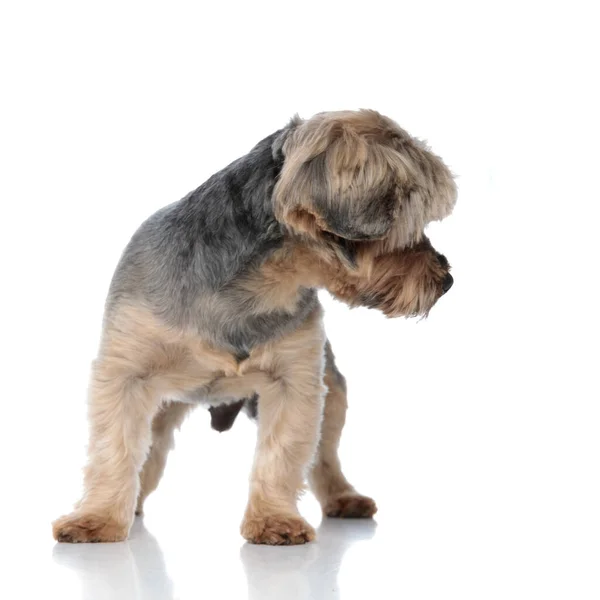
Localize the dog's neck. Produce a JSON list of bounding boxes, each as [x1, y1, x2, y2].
[[234, 239, 357, 313]]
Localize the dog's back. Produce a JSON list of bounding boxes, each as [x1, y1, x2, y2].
[[105, 128, 317, 355]]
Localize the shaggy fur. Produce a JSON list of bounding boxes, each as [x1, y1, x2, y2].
[[53, 109, 456, 545]]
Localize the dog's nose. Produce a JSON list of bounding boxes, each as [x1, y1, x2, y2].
[[442, 273, 454, 293]]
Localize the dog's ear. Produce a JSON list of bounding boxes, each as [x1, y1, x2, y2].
[[273, 114, 405, 241]]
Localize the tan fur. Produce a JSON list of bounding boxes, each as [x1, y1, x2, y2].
[[240, 306, 326, 544], [130, 337, 376, 523], [240, 234, 449, 320], [53, 302, 328, 544], [274, 110, 456, 247], [330, 239, 449, 317], [240, 515, 316, 546]]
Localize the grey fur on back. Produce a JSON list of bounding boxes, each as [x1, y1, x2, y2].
[[107, 124, 317, 356]]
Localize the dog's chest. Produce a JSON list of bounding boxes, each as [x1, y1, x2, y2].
[[196, 287, 319, 358]]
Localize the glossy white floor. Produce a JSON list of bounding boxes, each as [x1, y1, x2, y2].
[[7, 275, 600, 598], [2, 1, 599, 598]]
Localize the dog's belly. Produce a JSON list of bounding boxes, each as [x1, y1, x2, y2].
[[166, 372, 262, 432]]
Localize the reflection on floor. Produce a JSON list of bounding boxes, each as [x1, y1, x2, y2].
[[52, 515, 378, 600]]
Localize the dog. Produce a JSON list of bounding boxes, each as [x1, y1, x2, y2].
[[52, 109, 456, 545]]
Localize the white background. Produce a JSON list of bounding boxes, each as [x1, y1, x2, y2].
[[1, 1, 598, 598]]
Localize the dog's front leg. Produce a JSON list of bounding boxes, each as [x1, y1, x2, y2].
[[53, 355, 161, 543], [241, 381, 323, 544], [241, 308, 326, 545]]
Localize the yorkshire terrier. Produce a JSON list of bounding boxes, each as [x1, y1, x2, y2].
[[53, 110, 456, 545]]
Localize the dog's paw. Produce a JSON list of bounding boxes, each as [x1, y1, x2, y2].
[[241, 514, 316, 545], [324, 492, 378, 518], [52, 513, 128, 543]]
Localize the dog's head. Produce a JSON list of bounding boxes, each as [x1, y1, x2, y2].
[[272, 110, 456, 317]]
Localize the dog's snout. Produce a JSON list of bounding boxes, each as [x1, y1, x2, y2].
[[441, 273, 454, 293], [436, 252, 449, 269]]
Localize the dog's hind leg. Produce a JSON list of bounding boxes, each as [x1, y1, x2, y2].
[[135, 400, 194, 515], [308, 341, 378, 518]]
